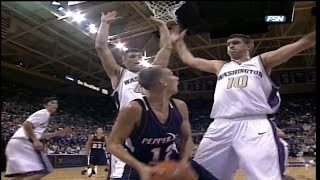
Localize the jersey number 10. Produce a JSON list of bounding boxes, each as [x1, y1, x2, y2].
[[227, 75, 248, 89]]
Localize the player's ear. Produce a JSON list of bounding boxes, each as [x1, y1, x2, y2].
[[159, 79, 167, 86], [248, 42, 254, 54]]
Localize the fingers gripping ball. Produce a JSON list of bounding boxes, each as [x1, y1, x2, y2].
[[151, 161, 198, 180]]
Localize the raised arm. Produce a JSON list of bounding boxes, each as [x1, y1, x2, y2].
[[172, 30, 225, 75], [150, 17, 173, 67], [174, 99, 193, 162], [260, 31, 316, 73], [107, 102, 146, 173], [95, 11, 121, 88]]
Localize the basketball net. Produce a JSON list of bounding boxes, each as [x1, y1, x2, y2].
[[144, 1, 186, 22]]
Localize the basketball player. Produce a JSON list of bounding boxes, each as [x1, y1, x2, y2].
[[81, 128, 109, 177], [171, 29, 316, 179], [95, 11, 173, 179], [5, 97, 72, 180], [108, 67, 218, 180]]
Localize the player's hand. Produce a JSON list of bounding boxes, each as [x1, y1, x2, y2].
[[149, 16, 166, 26], [138, 165, 161, 180], [33, 140, 44, 151], [101, 11, 121, 24], [59, 127, 73, 136], [170, 29, 187, 44]]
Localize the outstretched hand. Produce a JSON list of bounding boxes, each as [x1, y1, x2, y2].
[[149, 16, 166, 26], [59, 127, 73, 136], [170, 28, 187, 44], [101, 11, 121, 24]]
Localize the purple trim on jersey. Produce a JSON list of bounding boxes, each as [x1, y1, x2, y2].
[[268, 86, 280, 109], [5, 170, 49, 177], [268, 120, 285, 178]]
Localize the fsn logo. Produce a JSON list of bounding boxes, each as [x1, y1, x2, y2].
[[265, 16, 286, 22]]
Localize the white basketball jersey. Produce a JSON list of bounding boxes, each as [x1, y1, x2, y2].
[[210, 55, 281, 119], [111, 68, 144, 110], [12, 109, 50, 139]]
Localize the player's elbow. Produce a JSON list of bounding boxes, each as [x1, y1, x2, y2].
[[95, 40, 108, 50], [95, 43, 105, 50], [106, 139, 118, 154], [22, 121, 33, 130]]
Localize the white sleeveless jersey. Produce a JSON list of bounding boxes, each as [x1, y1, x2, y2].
[[12, 109, 50, 139], [111, 68, 144, 110], [210, 55, 281, 119]]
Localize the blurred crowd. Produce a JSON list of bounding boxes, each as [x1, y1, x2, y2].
[[1, 81, 316, 157]]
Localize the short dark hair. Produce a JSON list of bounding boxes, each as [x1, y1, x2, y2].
[[43, 97, 58, 105], [227, 34, 254, 53], [138, 67, 164, 90]]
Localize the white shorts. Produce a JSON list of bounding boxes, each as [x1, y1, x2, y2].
[[5, 138, 53, 177], [194, 115, 285, 180], [109, 155, 125, 178]]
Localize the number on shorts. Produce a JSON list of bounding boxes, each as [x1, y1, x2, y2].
[[227, 75, 248, 89], [150, 144, 175, 165], [134, 84, 146, 95]]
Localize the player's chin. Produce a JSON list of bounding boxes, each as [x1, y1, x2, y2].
[[171, 88, 179, 95]]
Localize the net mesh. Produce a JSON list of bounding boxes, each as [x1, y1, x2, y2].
[[144, 1, 185, 22]]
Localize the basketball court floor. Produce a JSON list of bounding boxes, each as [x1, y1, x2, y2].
[[1, 157, 315, 180]]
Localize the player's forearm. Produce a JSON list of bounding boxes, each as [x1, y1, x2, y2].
[[175, 40, 196, 67], [153, 42, 173, 67], [95, 22, 111, 49], [158, 23, 171, 49], [299, 31, 316, 48], [23, 122, 38, 142], [40, 131, 60, 140], [107, 143, 146, 171], [179, 135, 193, 162]]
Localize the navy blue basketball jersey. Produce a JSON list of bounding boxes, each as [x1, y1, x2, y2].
[[126, 96, 182, 165]]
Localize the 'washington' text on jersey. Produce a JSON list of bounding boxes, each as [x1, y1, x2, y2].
[[218, 69, 263, 80], [124, 76, 139, 85]]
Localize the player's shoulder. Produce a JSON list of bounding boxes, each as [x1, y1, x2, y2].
[[88, 134, 95, 139], [172, 98, 188, 109], [33, 109, 50, 116], [122, 100, 143, 113]]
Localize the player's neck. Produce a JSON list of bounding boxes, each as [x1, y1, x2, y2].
[[146, 93, 170, 111], [232, 56, 251, 62], [45, 108, 53, 114]]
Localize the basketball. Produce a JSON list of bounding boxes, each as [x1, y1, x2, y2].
[[151, 161, 198, 180]]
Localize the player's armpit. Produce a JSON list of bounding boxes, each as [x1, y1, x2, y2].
[[173, 99, 193, 161], [260, 31, 315, 72]]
